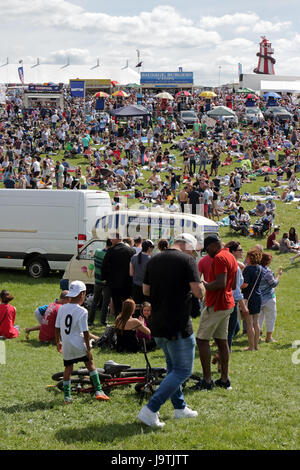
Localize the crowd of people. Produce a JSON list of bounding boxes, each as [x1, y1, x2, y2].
[[1, 85, 299, 427], [0, 230, 284, 425], [1, 86, 300, 214]]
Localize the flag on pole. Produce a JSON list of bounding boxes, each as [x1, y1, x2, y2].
[[136, 61, 143, 68], [18, 60, 24, 84]]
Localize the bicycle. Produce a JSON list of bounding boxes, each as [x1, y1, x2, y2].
[[50, 340, 166, 403]]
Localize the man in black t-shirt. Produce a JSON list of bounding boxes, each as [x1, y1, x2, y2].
[[188, 184, 201, 215], [137, 233, 204, 428], [101, 234, 135, 318]]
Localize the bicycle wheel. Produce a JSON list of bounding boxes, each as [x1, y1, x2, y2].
[[52, 368, 108, 382], [57, 378, 93, 393], [120, 367, 166, 378], [52, 369, 88, 381]]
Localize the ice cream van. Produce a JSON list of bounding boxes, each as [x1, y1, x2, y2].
[[61, 210, 219, 292]]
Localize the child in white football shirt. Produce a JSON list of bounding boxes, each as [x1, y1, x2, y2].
[[55, 280, 109, 404]]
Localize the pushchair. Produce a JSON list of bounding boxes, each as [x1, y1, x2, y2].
[[249, 217, 272, 237], [229, 215, 250, 237]]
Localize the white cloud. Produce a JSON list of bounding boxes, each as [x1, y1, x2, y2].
[[47, 48, 92, 64], [199, 12, 260, 29], [253, 20, 291, 33], [199, 11, 291, 35], [0, 1, 298, 86], [0, 2, 221, 48]]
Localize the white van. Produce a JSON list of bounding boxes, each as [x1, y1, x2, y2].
[[62, 210, 219, 291], [0, 189, 112, 278]]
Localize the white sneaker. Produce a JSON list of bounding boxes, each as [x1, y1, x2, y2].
[[174, 406, 198, 419], [137, 405, 165, 428]]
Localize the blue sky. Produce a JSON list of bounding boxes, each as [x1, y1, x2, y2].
[[0, 0, 299, 85]]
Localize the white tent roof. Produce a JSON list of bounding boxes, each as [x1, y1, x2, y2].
[[0, 64, 140, 86], [260, 80, 300, 93]]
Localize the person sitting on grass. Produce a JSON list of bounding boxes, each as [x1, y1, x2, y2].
[[136, 302, 156, 352], [0, 290, 19, 340], [267, 226, 280, 251], [279, 232, 300, 255], [24, 291, 70, 343], [55, 281, 109, 404], [115, 298, 151, 353]]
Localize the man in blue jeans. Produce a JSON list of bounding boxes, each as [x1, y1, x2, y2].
[[138, 233, 204, 428]]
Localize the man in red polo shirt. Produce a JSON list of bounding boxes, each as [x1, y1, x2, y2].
[[195, 235, 237, 391], [198, 254, 213, 282]]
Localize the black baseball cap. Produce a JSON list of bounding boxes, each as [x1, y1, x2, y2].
[[202, 235, 221, 252]]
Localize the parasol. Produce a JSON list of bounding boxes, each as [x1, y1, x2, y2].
[[246, 94, 259, 100], [175, 90, 191, 97], [199, 91, 217, 98], [112, 90, 129, 98], [236, 87, 256, 94], [155, 92, 174, 100], [207, 105, 236, 116], [264, 92, 281, 99], [94, 91, 109, 98]]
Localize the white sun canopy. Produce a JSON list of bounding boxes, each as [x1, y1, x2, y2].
[[260, 80, 300, 93]]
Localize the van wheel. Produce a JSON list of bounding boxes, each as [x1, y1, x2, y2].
[[27, 258, 49, 278]]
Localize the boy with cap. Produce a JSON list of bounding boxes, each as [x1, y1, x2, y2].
[[55, 280, 109, 404]]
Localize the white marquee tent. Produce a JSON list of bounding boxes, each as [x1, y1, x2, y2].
[[260, 80, 300, 93], [0, 63, 140, 86]]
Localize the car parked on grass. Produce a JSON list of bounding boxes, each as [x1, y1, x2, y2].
[[241, 107, 264, 124], [263, 106, 293, 123], [179, 110, 199, 127]]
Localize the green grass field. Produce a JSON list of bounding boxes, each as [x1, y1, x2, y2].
[[1, 133, 300, 450]]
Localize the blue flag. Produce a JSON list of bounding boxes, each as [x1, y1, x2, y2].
[[18, 63, 24, 84]]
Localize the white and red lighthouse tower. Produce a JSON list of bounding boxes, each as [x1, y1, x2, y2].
[[254, 36, 276, 75]]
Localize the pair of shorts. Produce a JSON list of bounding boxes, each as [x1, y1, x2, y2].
[[63, 355, 89, 367], [196, 306, 233, 341]]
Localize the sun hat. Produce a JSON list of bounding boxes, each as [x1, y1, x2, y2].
[[66, 281, 86, 298]]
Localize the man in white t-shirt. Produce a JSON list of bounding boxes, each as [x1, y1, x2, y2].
[[32, 157, 41, 177], [55, 280, 109, 404], [51, 113, 59, 129]]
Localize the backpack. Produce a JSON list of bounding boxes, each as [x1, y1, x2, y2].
[[94, 326, 117, 350]]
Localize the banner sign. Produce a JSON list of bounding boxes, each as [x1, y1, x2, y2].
[[141, 72, 193, 85], [28, 84, 60, 92], [70, 80, 85, 98], [18, 66, 24, 84], [85, 79, 111, 88]]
